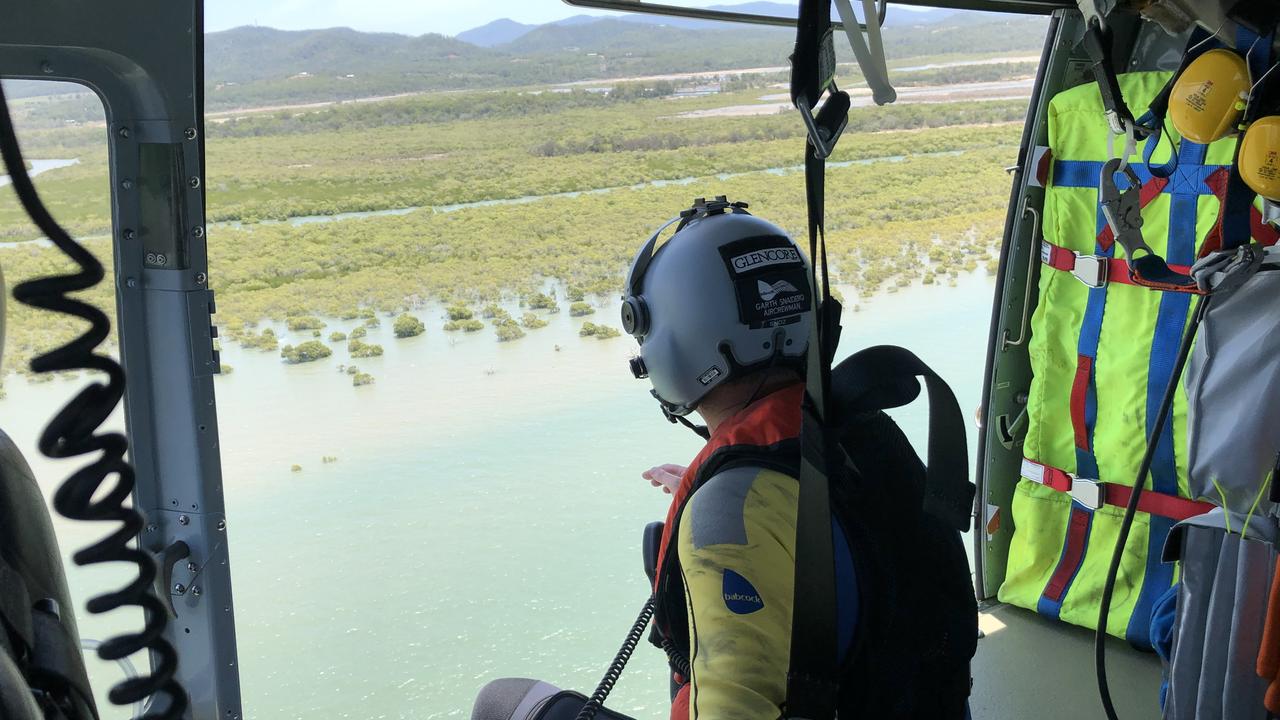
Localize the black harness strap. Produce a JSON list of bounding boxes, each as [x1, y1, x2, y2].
[[0, 553, 97, 720], [28, 607, 96, 718], [1218, 27, 1277, 251], [785, 1, 846, 717], [0, 556, 36, 654], [1080, 17, 1142, 137], [832, 345, 974, 532], [791, 0, 851, 162], [788, 3, 971, 716]]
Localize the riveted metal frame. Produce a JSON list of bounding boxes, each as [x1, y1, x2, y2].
[[973, 10, 1072, 600], [0, 2, 241, 718]]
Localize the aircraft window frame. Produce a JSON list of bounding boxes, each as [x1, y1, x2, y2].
[[0, 2, 243, 717]]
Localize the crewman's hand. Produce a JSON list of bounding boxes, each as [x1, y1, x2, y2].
[[642, 464, 686, 494]]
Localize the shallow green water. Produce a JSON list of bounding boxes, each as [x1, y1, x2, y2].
[[2, 272, 995, 719]]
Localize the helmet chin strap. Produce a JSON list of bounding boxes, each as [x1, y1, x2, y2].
[[651, 338, 792, 442], [654, 392, 710, 439], [668, 411, 711, 440]]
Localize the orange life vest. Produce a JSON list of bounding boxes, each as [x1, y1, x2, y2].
[[652, 383, 804, 720], [653, 383, 804, 591]]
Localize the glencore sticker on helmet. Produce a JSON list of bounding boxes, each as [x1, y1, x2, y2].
[[758, 279, 799, 301], [718, 236, 809, 329], [747, 271, 808, 327], [729, 246, 801, 274]]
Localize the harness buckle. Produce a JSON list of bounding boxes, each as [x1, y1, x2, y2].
[[797, 95, 849, 161], [1100, 157, 1155, 262], [1070, 477, 1103, 511], [1072, 253, 1109, 289], [1102, 109, 1126, 137]]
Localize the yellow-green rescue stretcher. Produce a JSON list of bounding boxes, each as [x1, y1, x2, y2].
[[998, 71, 1280, 647]]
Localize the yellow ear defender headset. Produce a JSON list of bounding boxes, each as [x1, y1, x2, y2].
[[1167, 36, 1279, 204], [1234, 54, 1279, 211], [1168, 48, 1251, 144], [1239, 106, 1280, 203]]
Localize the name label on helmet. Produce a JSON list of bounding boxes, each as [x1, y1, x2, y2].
[[729, 246, 801, 273], [719, 236, 810, 330]]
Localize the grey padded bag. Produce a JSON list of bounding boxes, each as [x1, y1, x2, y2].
[[1164, 513, 1276, 720], [1185, 244, 1280, 516]]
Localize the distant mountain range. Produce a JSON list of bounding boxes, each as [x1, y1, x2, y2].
[[456, 19, 539, 47], [4, 7, 1047, 111], [456, 2, 980, 47]]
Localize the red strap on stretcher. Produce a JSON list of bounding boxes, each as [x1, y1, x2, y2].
[[1037, 463, 1074, 493], [1101, 483, 1215, 524], [1041, 242, 1194, 289], [1022, 458, 1215, 522], [1069, 355, 1093, 452], [1043, 507, 1091, 603], [1200, 167, 1280, 256]]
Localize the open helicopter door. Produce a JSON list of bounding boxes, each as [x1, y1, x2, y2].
[[573, 1, 1173, 716], [0, 1, 242, 718], [567, 2, 1165, 719], [978, 1, 1280, 718]]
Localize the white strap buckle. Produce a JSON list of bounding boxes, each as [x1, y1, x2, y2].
[[1070, 478, 1103, 510], [1072, 254, 1108, 289], [1020, 458, 1045, 484], [1023, 458, 1103, 510]]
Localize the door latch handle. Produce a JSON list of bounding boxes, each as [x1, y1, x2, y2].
[[996, 406, 1029, 450], [152, 540, 191, 617]]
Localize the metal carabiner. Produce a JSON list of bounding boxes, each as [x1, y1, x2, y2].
[[797, 90, 851, 160], [1099, 158, 1202, 292], [1099, 157, 1155, 261]]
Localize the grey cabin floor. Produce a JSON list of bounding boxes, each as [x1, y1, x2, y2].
[[971, 603, 1163, 719]]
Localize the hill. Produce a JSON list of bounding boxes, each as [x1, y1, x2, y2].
[[202, 20, 788, 109], [6, 7, 1045, 111], [6, 10, 1047, 112], [500, 12, 1044, 63], [453, 3, 972, 44], [205, 26, 484, 86], [456, 19, 538, 47], [502, 18, 787, 55]]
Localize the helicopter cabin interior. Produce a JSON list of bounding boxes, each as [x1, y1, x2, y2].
[[0, 0, 1278, 719]]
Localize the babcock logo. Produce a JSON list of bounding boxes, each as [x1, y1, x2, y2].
[[731, 247, 800, 273], [723, 569, 765, 614], [757, 279, 799, 302]]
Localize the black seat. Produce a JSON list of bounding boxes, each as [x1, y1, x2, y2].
[[0, 269, 97, 718], [0, 652, 43, 719]]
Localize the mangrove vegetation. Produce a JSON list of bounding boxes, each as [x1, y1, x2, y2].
[[0, 50, 1024, 379]]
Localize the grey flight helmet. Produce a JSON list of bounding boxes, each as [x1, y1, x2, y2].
[[622, 197, 813, 419]]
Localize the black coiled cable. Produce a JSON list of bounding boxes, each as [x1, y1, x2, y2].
[[574, 597, 656, 720], [658, 636, 689, 678], [0, 83, 188, 718]]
